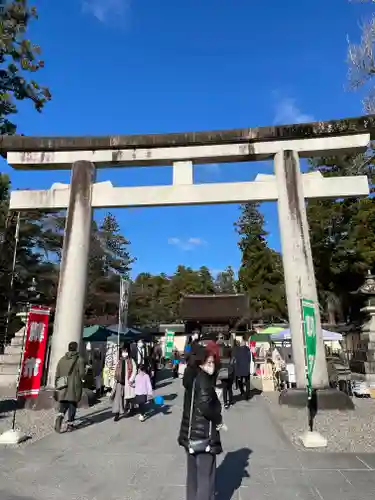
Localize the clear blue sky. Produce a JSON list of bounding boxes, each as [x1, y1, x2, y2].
[[0, 0, 371, 277]]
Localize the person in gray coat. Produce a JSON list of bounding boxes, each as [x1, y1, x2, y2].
[[233, 336, 251, 400], [54, 341, 86, 433]]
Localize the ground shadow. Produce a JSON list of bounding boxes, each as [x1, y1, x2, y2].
[[146, 403, 172, 418], [162, 393, 178, 402], [155, 368, 173, 382], [232, 387, 262, 404], [0, 398, 25, 414], [216, 448, 252, 500], [73, 409, 114, 431], [155, 380, 173, 389]]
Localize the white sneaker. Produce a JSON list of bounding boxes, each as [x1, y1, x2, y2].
[[139, 414, 145, 422]]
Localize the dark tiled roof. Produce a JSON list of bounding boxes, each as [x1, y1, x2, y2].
[[180, 294, 248, 321]]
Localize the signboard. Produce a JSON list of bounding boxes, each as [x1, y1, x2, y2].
[[103, 339, 118, 389], [119, 278, 130, 331], [17, 306, 50, 398], [302, 298, 317, 396], [164, 330, 175, 360]]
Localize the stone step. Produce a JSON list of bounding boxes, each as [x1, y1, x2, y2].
[[0, 353, 22, 365], [0, 376, 18, 390], [11, 336, 25, 347], [0, 362, 20, 375], [4, 345, 23, 356]]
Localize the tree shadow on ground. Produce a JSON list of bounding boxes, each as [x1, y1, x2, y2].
[[216, 448, 252, 500]]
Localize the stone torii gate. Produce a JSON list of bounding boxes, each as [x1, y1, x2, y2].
[[1, 115, 373, 394]]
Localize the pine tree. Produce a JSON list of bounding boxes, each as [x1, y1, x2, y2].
[[0, 1, 51, 134]]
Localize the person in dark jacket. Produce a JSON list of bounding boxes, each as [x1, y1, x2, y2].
[[178, 345, 225, 500], [217, 342, 235, 409], [233, 336, 251, 400], [54, 341, 86, 433]]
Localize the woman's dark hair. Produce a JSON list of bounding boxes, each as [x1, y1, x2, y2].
[[121, 345, 130, 355], [138, 364, 146, 372], [189, 344, 213, 367]]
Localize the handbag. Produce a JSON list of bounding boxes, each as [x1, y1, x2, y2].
[[55, 357, 78, 391], [187, 378, 212, 454], [217, 367, 229, 381]]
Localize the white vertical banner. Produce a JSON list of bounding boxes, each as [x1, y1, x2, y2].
[[119, 277, 130, 332], [104, 339, 118, 389]]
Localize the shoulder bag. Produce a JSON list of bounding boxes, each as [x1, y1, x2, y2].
[[187, 378, 212, 454], [55, 357, 79, 391]]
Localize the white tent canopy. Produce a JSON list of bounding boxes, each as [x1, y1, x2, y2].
[[270, 328, 343, 342]]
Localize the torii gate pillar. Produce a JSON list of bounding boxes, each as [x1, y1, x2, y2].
[[275, 150, 328, 390], [47, 161, 95, 387]]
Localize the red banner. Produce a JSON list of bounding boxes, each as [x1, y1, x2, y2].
[[17, 306, 50, 398]]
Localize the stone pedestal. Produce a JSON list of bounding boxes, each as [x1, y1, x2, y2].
[[279, 388, 354, 410], [47, 161, 95, 386], [274, 150, 329, 390]]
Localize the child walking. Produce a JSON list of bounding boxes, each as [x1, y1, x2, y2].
[[135, 364, 153, 421]]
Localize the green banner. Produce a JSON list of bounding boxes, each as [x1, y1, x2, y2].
[[302, 298, 317, 396], [164, 330, 175, 360]]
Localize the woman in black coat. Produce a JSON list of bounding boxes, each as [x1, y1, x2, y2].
[[178, 345, 224, 500]]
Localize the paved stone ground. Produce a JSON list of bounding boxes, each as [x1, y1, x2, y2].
[[1, 374, 375, 499]]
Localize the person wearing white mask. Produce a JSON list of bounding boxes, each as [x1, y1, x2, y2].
[[111, 346, 137, 422], [178, 345, 226, 500]]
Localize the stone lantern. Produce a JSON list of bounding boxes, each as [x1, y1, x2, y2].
[[357, 271, 375, 382]]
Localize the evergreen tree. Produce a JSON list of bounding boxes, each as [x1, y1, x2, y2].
[[197, 266, 215, 294], [215, 266, 237, 294], [0, 0, 51, 134], [235, 202, 286, 322], [307, 153, 375, 323], [99, 213, 135, 276], [85, 213, 135, 321]]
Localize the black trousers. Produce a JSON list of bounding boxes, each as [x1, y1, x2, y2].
[[222, 378, 233, 406], [149, 362, 158, 389], [58, 401, 77, 422], [186, 452, 216, 500], [136, 395, 148, 415], [237, 375, 250, 399]]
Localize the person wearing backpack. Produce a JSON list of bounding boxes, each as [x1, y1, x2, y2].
[[54, 341, 86, 433]]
